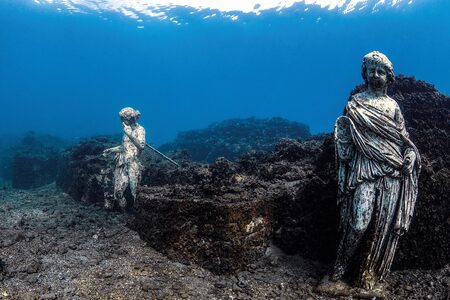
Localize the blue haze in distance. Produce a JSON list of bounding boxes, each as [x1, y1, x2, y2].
[[0, 0, 449, 146]]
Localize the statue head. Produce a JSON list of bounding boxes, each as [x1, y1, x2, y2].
[[361, 51, 395, 90], [119, 107, 141, 125]]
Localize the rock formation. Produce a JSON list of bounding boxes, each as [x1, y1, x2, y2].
[[56, 136, 120, 204], [160, 117, 311, 163], [11, 132, 68, 189]]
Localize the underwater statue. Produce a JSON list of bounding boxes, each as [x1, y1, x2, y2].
[[318, 51, 421, 297], [103, 107, 146, 210]]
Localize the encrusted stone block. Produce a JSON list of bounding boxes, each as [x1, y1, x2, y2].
[[131, 187, 272, 274]]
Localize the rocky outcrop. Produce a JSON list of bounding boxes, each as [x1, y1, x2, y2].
[[385, 76, 450, 270], [242, 137, 340, 263], [132, 137, 338, 274], [11, 132, 68, 189], [160, 117, 311, 163], [131, 158, 273, 274], [56, 136, 120, 204]]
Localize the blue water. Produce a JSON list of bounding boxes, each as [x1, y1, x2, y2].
[[0, 0, 449, 146]]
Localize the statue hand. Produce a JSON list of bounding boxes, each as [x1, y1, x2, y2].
[[123, 124, 133, 136], [402, 151, 416, 175], [103, 146, 122, 156], [393, 224, 407, 236], [102, 148, 112, 157]]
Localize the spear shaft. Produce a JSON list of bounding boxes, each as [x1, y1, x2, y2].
[[145, 143, 179, 167]]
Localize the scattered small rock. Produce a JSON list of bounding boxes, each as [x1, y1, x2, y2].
[[214, 281, 227, 289]]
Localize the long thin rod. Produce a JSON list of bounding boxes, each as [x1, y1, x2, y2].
[[145, 143, 180, 167]]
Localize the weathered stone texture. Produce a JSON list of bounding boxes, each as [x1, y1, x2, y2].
[[160, 117, 311, 163], [56, 136, 119, 203], [131, 187, 272, 274]]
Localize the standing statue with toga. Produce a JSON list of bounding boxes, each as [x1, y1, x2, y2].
[[103, 107, 146, 210], [320, 51, 421, 296]]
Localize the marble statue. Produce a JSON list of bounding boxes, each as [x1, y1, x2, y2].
[[103, 107, 146, 210], [319, 51, 421, 297]]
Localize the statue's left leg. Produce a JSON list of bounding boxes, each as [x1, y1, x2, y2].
[[332, 181, 376, 280], [128, 160, 142, 205], [361, 177, 402, 285], [112, 165, 129, 209]]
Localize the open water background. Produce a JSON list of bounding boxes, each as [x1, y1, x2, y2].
[[0, 0, 449, 146]]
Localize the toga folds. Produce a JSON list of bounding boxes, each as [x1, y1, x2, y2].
[[335, 93, 421, 281]]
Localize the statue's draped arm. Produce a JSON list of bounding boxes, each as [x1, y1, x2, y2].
[[393, 106, 421, 233], [334, 115, 354, 205]]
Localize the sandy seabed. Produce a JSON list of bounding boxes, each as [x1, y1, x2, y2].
[[0, 184, 448, 300]]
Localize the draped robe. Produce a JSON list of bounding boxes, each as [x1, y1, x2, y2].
[[335, 92, 421, 282]]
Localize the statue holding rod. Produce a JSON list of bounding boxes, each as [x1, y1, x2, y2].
[[103, 107, 146, 210], [102, 107, 179, 211], [319, 51, 421, 296]]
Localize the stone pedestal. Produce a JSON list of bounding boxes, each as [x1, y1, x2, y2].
[[131, 186, 272, 274]]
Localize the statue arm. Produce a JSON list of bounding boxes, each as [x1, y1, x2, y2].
[[334, 116, 355, 203], [394, 105, 410, 139], [124, 126, 146, 151], [335, 116, 354, 162], [395, 106, 418, 174], [103, 145, 123, 155], [137, 127, 146, 150]]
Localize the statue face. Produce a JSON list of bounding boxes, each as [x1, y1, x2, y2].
[[365, 63, 388, 90], [121, 116, 135, 125]]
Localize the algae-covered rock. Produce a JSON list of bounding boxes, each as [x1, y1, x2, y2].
[[56, 135, 120, 203], [131, 157, 273, 274], [160, 117, 311, 163], [132, 187, 272, 274]]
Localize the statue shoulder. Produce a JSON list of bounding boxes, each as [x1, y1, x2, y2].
[[136, 124, 146, 132], [135, 124, 146, 138], [387, 96, 401, 108], [352, 91, 368, 101], [347, 91, 368, 107], [345, 92, 364, 112]]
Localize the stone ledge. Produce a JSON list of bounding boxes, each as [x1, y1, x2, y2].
[[130, 187, 272, 274]]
